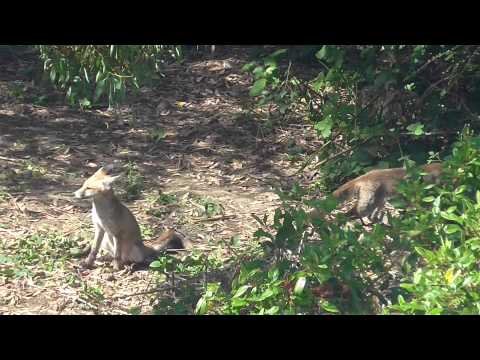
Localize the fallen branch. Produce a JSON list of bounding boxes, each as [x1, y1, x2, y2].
[[0, 156, 20, 163], [193, 214, 237, 223], [247, 174, 278, 187], [111, 285, 172, 300]]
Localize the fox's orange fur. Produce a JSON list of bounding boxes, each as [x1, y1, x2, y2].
[[74, 166, 189, 271], [331, 163, 443, 221]]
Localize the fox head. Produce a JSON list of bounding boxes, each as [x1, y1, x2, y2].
[[74, 166, 122, 199]]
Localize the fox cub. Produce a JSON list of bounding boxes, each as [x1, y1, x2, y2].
[[74, 165, 187, 271], [331, 163, 443, 222]]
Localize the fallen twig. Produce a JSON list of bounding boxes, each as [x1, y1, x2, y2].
[[111, 284, 173, 300], [192, 214, 237, 223], [0, 155, 20, 163]]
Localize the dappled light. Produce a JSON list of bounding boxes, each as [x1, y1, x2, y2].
[[1, 45, 480, 315]]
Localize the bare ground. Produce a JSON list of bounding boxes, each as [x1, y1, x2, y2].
[[0, 48, 324, 314]]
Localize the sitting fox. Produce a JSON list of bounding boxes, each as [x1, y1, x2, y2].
[[74, 166, 188, 271], [332, 163, 443, 223]]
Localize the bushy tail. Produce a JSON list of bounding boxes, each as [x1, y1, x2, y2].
[[151, 229, 192, 253], [332, 181, 357, 202], [308, 180, 358, 222]]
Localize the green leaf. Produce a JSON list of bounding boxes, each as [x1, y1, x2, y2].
[[206, 282, 220, 294], [241, 62, 256, 72], [252, 66, 265, 79], [406, 122, 425, 136], [399, 283, 415, 292], [258, 288, 275, 301], [265, 306, 280, 315], [415, 246, 434, 261], [311, 73, 325, 92], [422, 196, 436, 203], [314, 115, 333, 138], [94, 78, 106, 101], [128, 306, 141, 315], [250, 78, 267, 97], [268, 48, 287, 59], [254, 229, 274, 240], [440, 211, 463, 224], [279, 103, 289, 114], [444, 224, 462, 234], [50, 68, 57, 82], [294, 277, 307, 295], [0, 255, 12, 264], [268, 268, 280, 281], [233, 285, 251, 299], [265, 65, 277, 76], [316, 46, 328, 60], [407, 229, 423, 237], [321, 301, 339, 313], [231, 298, 248, 308], [83, 68, 90, 83], [95, 70, 103, 83], [195, 297, 208, 315], [114, 77, 122, 92], [405, 82, 415, 91], [149, 260, 162, 269], [79, 98, 91, 108]]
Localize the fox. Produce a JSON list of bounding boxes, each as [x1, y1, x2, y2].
[[308, 163, 443, 224], [332, 163, 443, 223], [73, 165, 189, 271]]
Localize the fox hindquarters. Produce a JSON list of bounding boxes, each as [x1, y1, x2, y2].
[[331, 163, 443, 224], [74, 166, 188, 271]]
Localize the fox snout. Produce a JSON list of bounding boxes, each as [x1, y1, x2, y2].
[[74, 188, 85, 199]]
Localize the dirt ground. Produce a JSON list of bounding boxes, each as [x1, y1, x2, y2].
[[0, 47, 324, 314]]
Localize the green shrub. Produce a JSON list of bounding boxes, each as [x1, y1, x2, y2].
[[193, 130, 480, 315], [37, 45, 182, 108]]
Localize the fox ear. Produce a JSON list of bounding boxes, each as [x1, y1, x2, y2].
[[103, 164, 115, 174], [95, 164, 115, 176], [102, 174, 122, 189]]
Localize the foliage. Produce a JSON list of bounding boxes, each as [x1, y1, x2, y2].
[[242, 48, 300, 118], [149, 249, 226, 315], [387, 130, 480, 314], [0, 232, 78, 280], [245, 45, 480, 188], [189, 130, 480, 315], [145, 191, 177, 218], [191, 196, 224, 218], [123, 162, 144, 201], [36, 45, 182, 108]]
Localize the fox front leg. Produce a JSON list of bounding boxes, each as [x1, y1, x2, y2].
[[82, 223, 104, 268], [112, 237, 123, 271]]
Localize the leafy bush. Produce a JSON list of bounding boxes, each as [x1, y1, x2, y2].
[[191, 130, 480, 315], [244, 45, 480, 188], [36, 45, 182, 108], [386, 129, 480, 314]]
